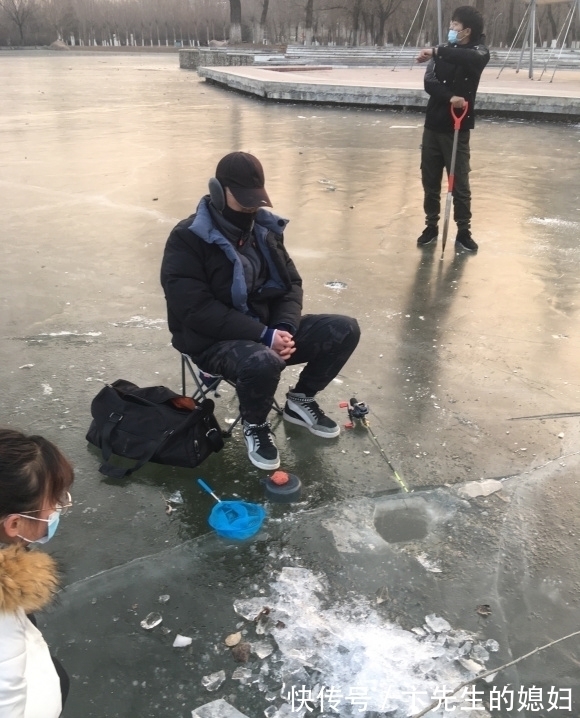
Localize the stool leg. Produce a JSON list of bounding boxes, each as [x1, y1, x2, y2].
[[181, 355, 187, 396], [222, 412, 242, 438]]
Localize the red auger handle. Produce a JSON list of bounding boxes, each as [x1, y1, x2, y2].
[[451, 101, 469, 130]]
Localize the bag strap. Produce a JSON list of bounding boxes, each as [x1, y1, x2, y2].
[[98, 411, 174, 479]]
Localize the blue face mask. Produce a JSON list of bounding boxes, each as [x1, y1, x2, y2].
[[17, 510, 60, 544], [448, 29, 459, 43]]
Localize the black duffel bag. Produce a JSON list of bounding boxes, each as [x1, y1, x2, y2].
[[86, 379, 224, 479]]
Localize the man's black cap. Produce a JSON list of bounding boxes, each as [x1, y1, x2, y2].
[[215, 152, 272, 208]]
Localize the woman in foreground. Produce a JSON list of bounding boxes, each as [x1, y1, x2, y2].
[[0, 428, 74, 717]]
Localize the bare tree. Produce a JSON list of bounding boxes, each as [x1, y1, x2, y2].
[[257, 0, 269, 42], [304, 0, 314, 43], [229, 0, 241, 41], [373, 0, 405, 45], [0, 0, 37, 44], [0, 0, 570, 49], [43, 0, 76, 41]]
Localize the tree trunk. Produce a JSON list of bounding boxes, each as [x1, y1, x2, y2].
[[229, 0, 242, 42], [546, 5, 557, 42], [507, 0, 516, 45], [305, 0, 314, 45], [260, 0, 269, 29]]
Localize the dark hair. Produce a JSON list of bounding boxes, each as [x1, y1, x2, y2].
[[452, 5, 484, 43], [0, 428, 74, 519]]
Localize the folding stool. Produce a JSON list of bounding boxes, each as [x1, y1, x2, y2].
[[180, 353, 283, 438]]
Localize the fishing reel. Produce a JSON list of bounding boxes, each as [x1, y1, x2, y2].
[[339, 397, 369, 428]]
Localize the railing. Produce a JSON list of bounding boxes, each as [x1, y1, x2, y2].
[[180, 44, 580, 70], [282, 44, 580, 68]]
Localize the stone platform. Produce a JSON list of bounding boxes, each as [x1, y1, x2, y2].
[[195, 64, 580, 120]]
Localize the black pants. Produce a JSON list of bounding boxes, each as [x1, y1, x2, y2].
[[195, 314, 360, 424], [421, 127, 471, 230]]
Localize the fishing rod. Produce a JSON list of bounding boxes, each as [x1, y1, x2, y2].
[[340, 398, 410, 493]]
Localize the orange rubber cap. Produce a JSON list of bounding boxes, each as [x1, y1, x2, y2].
[[270, 470, 290, 486]]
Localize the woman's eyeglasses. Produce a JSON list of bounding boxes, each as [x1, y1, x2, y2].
[[18, 492, 73, 517]]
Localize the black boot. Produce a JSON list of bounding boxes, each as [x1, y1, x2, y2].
[[456, 228, 478, 252], [417, 225, 438, 246]]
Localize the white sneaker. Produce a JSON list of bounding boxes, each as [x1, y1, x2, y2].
[[282, 392, 340, 438], [243, 421, 280, 470]]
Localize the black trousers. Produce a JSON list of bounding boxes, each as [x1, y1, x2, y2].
[[421, 127, 472, 230], [195, 314, 360, 424]]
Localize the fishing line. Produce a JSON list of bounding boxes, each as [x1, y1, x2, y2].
[[341, 398, 411, 493]]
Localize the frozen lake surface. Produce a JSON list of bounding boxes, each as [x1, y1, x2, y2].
[[1, 52, 579, 716]]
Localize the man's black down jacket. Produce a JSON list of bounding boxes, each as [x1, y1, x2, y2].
[[160, 197, 303, 358], [424, 41, 490, 132]]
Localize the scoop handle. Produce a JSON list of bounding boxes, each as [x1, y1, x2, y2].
[[197, 478, 221, 503]]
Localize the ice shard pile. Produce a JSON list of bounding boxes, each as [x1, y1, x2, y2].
[[230, 567, 494, 716]]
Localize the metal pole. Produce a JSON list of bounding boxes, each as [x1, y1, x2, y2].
[[437, 0, 443, 45], [491, 13, 503, 48], [529, 0, 536, 79], [516, 12, 531, 73]]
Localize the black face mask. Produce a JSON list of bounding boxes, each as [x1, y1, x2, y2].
[[222, 205, 256, 231]]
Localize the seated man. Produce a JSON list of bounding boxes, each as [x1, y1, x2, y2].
[[160, 152, 360, 470]]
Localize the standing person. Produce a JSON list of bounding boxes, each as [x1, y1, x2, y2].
[[161, 151, 361, 471], [416, 6, 490, 252], [0, 428, 74, 717]]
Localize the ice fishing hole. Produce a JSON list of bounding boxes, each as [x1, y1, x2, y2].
[[373, 503, 430, 543]]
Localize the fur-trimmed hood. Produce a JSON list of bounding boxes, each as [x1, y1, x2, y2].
[[0, 545, 59, 614]]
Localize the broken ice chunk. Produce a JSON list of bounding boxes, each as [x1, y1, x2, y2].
[[252, 640, 274, 659], [485, 639, 500, 652], [278, 567, 324, 592], [168, 491, 184, 504], [471, 644, 490, 662], [459, 657, 485, 674], [158, 594, 170, 604], [375, 586, 389, 605], [232, 667, 252, 682], [192, 698, 250, 718], [416, 553, 442, 573], [425, 614, 451, 633], [173, 634, 193, 648], [140, 612, 162, 630], [233, 597, 269, 620], [201, 670, 226, 692], [458, 479, 502, 499]]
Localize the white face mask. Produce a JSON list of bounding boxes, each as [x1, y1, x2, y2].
[[16, 510, 60, 544]]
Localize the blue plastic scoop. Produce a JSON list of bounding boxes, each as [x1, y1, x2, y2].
[[197, 478, 266, 540]]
